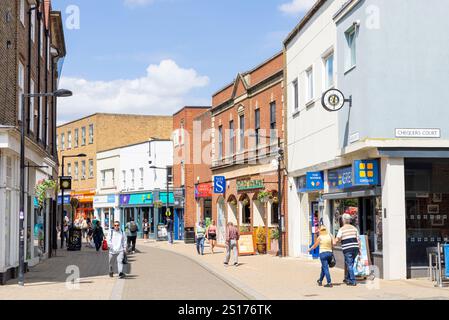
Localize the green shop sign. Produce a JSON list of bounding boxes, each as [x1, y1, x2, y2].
[[237, 179, 264, 191]]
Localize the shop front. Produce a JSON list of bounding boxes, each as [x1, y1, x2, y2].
[[120, 192, 155, 239], [93, 194, 119, 237], [404, 158, 449, 278], [195, 183, 212, 225], [71, 191, 96, 221], [173, 188, 185, 241], [322, 159, 384, 276]]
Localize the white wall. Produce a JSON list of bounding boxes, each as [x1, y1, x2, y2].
[[96, 149, 120, 195]]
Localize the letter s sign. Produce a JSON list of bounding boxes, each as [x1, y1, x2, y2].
[[214, 176, 226, 194]]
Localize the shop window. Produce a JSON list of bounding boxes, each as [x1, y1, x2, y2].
[[271, 202, 279, 224], [242, 201, 251, 224]]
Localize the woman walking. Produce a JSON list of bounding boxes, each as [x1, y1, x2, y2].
[[308, 225, 334, 288], [206, 220, 217, 254], [92, 220, 105, 252], [142, 219, 150, 241], [195, 221, 206, 255]]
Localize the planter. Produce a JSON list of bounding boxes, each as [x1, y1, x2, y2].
[[269, 239, 279, 255], [256, 243, 267, 254]]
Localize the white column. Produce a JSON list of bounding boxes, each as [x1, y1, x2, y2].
[[287, 177, 302, 257], [381, 157, 407, 280]]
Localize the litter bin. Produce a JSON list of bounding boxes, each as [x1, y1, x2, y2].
[[67, 227, 82, 251]]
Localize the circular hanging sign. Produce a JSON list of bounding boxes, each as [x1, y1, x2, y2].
[[322, 89, 345, 112]]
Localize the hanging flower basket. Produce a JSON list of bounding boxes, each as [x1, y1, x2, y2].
[[230, 199, 237, 206], [35, 179, 57, 208], [272, 196, 279, 204], [257, 190, 272, 203], [242, 198, 250, 206], [154, 200, 163, 208]]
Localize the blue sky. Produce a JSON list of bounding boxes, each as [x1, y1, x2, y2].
[[55, 0, 314, 123]]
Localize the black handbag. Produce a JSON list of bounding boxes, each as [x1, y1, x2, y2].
[[122, 253, 128, 264], [329, 254, 336, 268]]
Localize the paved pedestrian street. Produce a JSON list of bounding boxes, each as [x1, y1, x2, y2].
[[1, 240, 449, 300]]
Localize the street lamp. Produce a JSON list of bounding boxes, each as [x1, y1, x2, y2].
[[60, 153, 86, 250], [250, 133, 284, 257], [19, 89, 73, 286], [150, 165, 172, 219]]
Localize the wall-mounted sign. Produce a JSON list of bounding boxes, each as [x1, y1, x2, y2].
[[395, 128, 441, 138], [93, 195, 116, 204], [195, 183, 212, 198], [237, 179, 264, 191], [58, 195, 71, 205], [328, 166, 353, 190], [353, 159, 380, 186], [120, 192, 153, 206], [213, 176, 226, 194], [306, 172, 324, 191], [71, 191, 95, 203], [321, 88, 352, 112]]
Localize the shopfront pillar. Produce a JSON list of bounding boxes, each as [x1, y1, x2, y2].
[[381, 157, 407, 280]]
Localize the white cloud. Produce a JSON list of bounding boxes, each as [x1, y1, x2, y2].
[[123, 0, 155, 7], [57, 59, 210, 124], [279, 0, 316, 15]]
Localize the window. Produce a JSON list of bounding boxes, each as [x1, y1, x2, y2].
[[61, 133, 65, 150], [306, 67, 314, 103], [293, 79, 299, 113], [229, 120, 235, 156], [218, 126, 223, 159], [30, 80, 35, 132], [255, 109, 260, 146], [74, 162, 79, 180], [270, 102, 277, 145], [47, 34, 50, 70], [39, 97, 43, 140], [31, 9, 35, 42], [345, 27, 357, 71], [131, 169, 135, 188], [67, 163, 72, 176], [81, 160, 86, 179], [81, 127, 86, 145], [181, 162, 185, 186], [40, 20, 44, 57], [271, 202, 279, 224], [18, 62, 25, 121], [89, 159, 94, 178], [239, 115, 245, 151], [74, 129, 79, 148], [20, 0, 25, 25], [46, 99, 50, 146], [101, 170, 106, 187], [122, 170, 126, 189], [67, 131, 72, 149], [56, 135, 59, 150], [324, 53, 334, 89], [140, 168, 144, 187], [89, 124, 94, 144]]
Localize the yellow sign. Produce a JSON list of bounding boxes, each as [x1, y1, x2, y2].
[[238, 233, 255, 256]]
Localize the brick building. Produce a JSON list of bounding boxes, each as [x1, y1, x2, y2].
[[210, 52, 289, 255], [0, 0, 65, 283], [172, 106, 211, 243], [57, 113, 172, 223]]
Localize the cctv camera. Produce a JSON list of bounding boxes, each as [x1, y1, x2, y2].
[[353, 20, 361, 27], [148, 161, 152, 164]]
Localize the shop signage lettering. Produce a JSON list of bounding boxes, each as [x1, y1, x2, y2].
[[57, 195, 71, 205], [395, 128, 441, 138], [328, 166, 353, 190], [120, 193, 153, 205], [237, 179, 264, 191], [214, 176, 226, 194], [353, 160, 379, 186], [306, 172, 324, 191], [93, 195, 116, 204], [195, 184, 212, 198], [159, 192, 175, 204]]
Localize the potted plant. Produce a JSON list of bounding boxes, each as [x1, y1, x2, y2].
[[256, 226, 267, 254], [154, 200, 163, 208], [269, 228, 280, 255], [230, 199, 237, 206], [272, 196, 279, 204], [239, 225, 251, 233], [242, 198, 249, 206], [257, 190, 272, 203]]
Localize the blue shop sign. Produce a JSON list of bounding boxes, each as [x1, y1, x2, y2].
[[298, 172, 324, 193], [353, 160, 380, 186], [58, 195, 71, 205], [213, 176, 226, 194], [328, 166, 353, 190]]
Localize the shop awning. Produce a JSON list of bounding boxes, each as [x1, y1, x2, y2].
[[322, 187, 381, 200]]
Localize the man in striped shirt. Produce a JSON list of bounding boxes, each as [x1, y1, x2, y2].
[[334, 213, 361, 286]]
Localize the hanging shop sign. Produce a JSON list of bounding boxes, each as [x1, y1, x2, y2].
[[321, 88, 352, 112], [58, 195, 71, 205], [353, 160, 380, 186], [237, 179, 264, 191], [195, 183, 212, 198], [213, 176, 226, 194], [120, 192, 153, 206]]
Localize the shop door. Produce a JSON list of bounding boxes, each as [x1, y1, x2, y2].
[[310, 201, 319, 259], [149, 207, 156, 239], [359, 198, 376, 259]]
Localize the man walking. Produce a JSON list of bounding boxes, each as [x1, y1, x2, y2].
[[166, 216, 174, 244], [224, 222, 239, 267], [333, 213, 361, 286], [108, 221, 127, 279], [125, 217, 139, 254]]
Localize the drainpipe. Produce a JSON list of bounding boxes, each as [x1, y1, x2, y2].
[[36, 0, 42, 142]]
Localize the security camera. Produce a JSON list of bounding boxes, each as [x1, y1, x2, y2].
[[148, 161, 152, 164], [353, 20, 361, 27]]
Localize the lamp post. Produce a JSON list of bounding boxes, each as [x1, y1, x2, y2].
[[60, 153, 86, 249], [19, 89, 73, 286], [150, 165, 172, 241], [250, 133, 284, 257]]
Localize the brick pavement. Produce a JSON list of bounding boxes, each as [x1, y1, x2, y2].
[[142, 240, 449, 300]]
